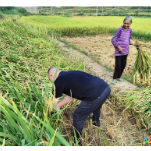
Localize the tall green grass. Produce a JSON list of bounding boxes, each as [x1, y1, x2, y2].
[[0, 17, 86, 146]]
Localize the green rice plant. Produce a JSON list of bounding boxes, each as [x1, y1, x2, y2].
[[96, 127, 102, 144], [133, 41, 151, 86], [5, 54, 20, 63], [1, 71, 69, 146], [0, 18, 87, 146], [88, 119, 93, 133], [73, 128, 79, 146], [84, 131, 88, 145]]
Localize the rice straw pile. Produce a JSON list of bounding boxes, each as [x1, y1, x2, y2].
[[121, 87, 151, 129], [133, 41, 151, 86]]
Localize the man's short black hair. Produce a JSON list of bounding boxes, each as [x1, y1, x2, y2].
[[48, 67, 59, 74], [48, 67, 53, 74]]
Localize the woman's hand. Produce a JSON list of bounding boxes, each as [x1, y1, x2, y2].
[[117, 46, 123, 53]]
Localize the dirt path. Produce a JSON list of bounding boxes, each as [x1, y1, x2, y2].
[[55, 39, 146, 146]]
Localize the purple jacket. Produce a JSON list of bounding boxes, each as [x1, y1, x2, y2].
[[111, 26, 132, 56]]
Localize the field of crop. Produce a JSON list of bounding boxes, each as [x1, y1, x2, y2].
[[21, 16, 151, 40], [1, 15, 151, 146]]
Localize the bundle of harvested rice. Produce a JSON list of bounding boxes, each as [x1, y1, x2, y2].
[[133, 41, 151, 86]]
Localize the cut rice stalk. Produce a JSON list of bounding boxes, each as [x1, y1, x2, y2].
[[133, 41, 151, 86]]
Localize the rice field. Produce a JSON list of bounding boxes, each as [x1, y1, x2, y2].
[[21, 16, 151, 40], [1, 15, 151, 146]]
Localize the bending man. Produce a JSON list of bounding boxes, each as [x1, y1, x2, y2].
[[48, 67, 111, 141]]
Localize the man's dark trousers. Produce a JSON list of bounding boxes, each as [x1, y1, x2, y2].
[[73, 85, 111, 137]]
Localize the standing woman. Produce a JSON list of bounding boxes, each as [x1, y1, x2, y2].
[[111, 16, 133, 85]]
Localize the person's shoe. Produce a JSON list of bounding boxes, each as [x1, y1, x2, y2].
[[111, 80, 116, 85], [92, 121, 101, 127], [117, 78, 123, 82]]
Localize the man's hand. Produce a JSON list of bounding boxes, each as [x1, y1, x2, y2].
[[56, 96, 72, 109], [51, 96, 73, 114], [117, 46, 123, 53], [50, 98, 60, 114], [54, 98, 59, 106]]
